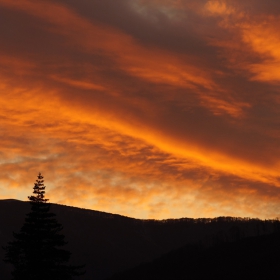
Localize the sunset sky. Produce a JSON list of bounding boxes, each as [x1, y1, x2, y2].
[[1, 0, 280, 219]]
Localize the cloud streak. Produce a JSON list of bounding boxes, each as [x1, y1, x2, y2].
[[0, 0, 280, 219]]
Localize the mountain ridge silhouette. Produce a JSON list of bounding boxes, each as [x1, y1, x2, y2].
[[1, 199, 278, 279]]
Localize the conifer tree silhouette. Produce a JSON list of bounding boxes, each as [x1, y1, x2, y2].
[[3, 173, 84, 280]]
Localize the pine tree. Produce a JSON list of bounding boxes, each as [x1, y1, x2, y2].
[[3, 173, 84, 280]]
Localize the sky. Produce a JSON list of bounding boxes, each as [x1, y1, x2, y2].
[[0, 0, 280, 219]]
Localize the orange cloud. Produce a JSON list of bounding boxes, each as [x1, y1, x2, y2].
[[1, 0, 280, 219], [202, 0, 280, 86], [241, 21, 280, 83]]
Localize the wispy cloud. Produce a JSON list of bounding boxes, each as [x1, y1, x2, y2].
[[0, 0, 280, 219]]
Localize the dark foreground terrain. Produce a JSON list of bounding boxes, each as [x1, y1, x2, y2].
[[108, 232, 280, 280], [0, 199, 278, 279]]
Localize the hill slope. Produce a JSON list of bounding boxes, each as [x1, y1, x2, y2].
[[0, 199, 278, 279], [107, 232, 280, 280]]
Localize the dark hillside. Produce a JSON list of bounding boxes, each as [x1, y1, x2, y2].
[[0, 199, 278, 279], [107, 232, 280, 280]]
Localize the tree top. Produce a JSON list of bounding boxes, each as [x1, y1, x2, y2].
[[28, 172, 49, 203]]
